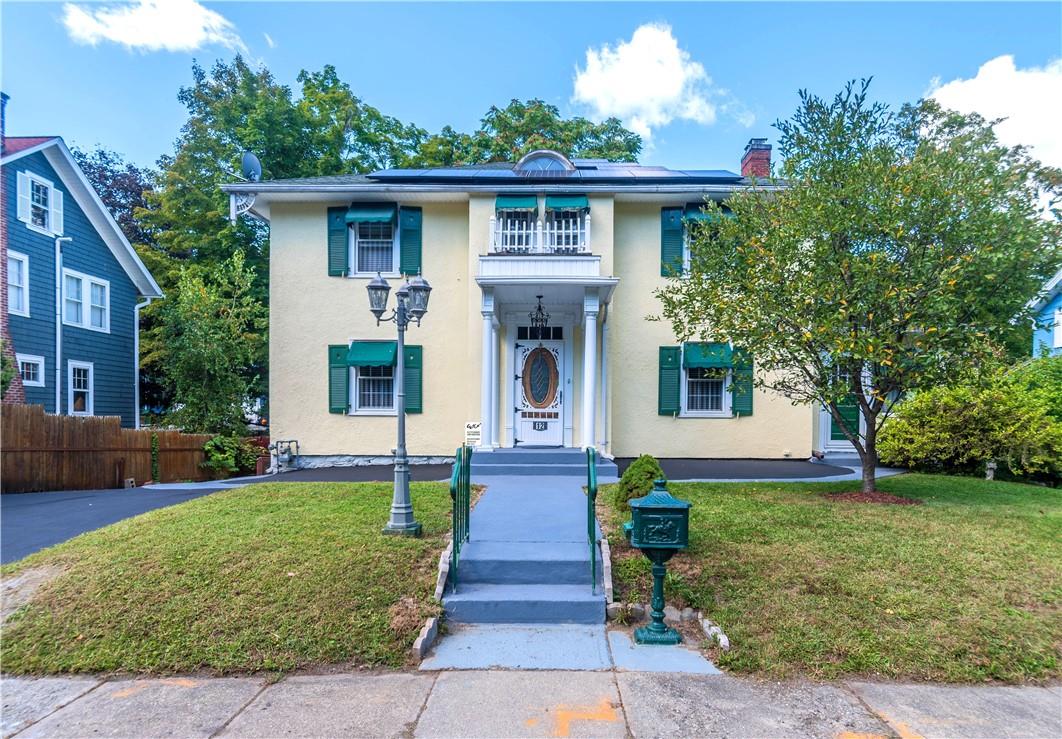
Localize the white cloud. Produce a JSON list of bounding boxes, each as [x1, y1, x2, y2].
[[928, 55, 1062, 168], [572, 23, 752, 139], [62, 0, 247, 53], [263, 32, 276, 50]]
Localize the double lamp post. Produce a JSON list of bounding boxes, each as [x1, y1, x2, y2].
[[366, 273, 431, 537]]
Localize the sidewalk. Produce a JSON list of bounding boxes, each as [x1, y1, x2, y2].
[[3, 670, 1059, 738]]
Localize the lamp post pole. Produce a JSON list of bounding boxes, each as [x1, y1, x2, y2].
[[385, 290, 420, 535], [368, 273, 431, 537]]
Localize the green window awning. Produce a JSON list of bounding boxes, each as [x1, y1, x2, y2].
[[683, 204, 734, 222], [345, 203, 397, 224], [683, 342, 732, 368], [495, 195, 538, 211], [545, 195, 589, 211], [346, 341, 397, 367]]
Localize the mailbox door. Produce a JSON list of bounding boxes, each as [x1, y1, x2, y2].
[[634, 512, 688, 548]]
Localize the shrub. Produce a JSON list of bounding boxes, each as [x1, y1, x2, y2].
[[879, 358, 1062, 483], [202, 435, 262, 478], [612, 454, 665, 510]]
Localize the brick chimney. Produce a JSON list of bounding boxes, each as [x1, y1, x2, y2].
[[1, 91, 8, 145], [741, 138, 771, 178]]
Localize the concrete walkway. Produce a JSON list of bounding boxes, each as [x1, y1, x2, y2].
[[3, 671, 1058, 738]]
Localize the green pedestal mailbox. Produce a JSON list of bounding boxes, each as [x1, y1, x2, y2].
[[624, 479, 691, 645]]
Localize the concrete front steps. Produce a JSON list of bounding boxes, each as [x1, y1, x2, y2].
[[445, 540, 605, 624], [470, 447, 619, 477]]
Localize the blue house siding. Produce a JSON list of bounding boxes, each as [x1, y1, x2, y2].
[[1032, 292, 1061, 357], [5, 150, 139, 425]]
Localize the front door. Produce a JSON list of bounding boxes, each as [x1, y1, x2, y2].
[[515, 339, 564, 446]]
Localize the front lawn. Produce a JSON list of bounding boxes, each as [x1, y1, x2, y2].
[[1, 482, 451, 674], [601, 474, 1061, 682]]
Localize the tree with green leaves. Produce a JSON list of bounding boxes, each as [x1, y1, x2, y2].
[[160, 251, 266, 435], [657, 81, 1061, 492]]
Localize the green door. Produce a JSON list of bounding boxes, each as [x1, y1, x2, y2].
[[830, 397, 860, 441]]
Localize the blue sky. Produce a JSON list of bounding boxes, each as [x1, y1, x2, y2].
[[2, 2, 1060, 172]]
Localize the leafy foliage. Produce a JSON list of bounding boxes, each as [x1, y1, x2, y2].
[[657, 80, 1062, 492], [202, 434, 262, 478], [160, 251, 266, 435], [0, 340, 16, 397], [612, 454, 665, 510], [878, 357, 1062, 482]]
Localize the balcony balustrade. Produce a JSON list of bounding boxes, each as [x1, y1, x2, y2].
[[489, 211, 591, 255]]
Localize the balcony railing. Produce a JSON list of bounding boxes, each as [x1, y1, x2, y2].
[[489, 211, 592, 254]]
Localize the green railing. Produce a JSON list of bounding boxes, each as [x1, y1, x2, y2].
[[449, 445, 472, 593], [587, 446, 598, 594]]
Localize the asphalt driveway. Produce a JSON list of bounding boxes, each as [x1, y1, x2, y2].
[[1, 486, 228, 564]]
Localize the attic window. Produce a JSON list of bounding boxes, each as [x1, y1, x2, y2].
[[514, 150, 576, 176]]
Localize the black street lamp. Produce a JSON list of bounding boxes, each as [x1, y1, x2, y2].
[[367, 272, 432, 536]]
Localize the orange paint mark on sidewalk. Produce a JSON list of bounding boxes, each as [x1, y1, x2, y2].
[[836, 732, 889, 739], [112, 678, 200, 699], [551, 697, 619, 737]]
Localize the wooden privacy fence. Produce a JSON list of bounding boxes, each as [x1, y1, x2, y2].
[[1, 404, 213, 492]]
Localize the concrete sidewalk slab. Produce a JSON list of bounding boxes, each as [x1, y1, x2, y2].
[[16, 676, 264, 738], [421, 624, 611, 671], [608, 631, 721, 675], [218, 674, 434, 738], [847, 681, 1062, 738], [415, 670, 625, 738], [617, 673, 890, 738], [1, 676, 102, 737]]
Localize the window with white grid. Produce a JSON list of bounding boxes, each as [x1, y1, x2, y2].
[[68, 361, 93, 416], [17, 354, 44, 387], [62, 269, 110, 332], [353, 221, 396, 274], [683, 367, 731, 415], [7, 251, 29, 317], [30, 179, 49, 231], [355, 365, 395, 411]]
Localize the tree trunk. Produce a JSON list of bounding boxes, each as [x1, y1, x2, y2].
[[861, 420, 878, 494]]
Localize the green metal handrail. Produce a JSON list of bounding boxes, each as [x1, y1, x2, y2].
[[449, 445, 472, 593], [587, 446, 598, 594]]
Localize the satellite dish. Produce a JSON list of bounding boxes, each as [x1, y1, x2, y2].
[[241, 151, 262, 182]]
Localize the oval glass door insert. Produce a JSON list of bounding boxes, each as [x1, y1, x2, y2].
[[522, 347, 559, 409]]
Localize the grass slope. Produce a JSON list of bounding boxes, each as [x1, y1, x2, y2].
[[601, 474, 1061, 682], [1, 482, 451, 674]]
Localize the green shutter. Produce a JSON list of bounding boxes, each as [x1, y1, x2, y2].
[[732, 348, 754, 416], [404, 345, 423, 414], [661, 207, 683, 276], [327, 207, 349, 277], [399, 207, 422, 276], [658, 346, 681, 416], [328, 344, 349, 414]]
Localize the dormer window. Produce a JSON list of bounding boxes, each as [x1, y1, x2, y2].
[[514, 150, 576, 176]]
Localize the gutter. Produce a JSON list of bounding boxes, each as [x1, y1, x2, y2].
[[221, 182, 786, 195]]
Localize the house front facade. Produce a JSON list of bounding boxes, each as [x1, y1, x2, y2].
[[226, 140, 838, 464], [1, 96, 162, 426], [1030, 267, 1062, 357]]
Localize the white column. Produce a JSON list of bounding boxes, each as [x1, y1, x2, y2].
[[599, 310, 609, 451], [479, 290, 495, 451], [490, 316, 500, 447], [581, 291, 600, 450]]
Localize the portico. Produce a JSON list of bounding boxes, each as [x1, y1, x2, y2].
[[476, 272, 618, 452]]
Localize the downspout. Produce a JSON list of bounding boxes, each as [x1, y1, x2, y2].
[[54, 236, 72, 414], [134, 297, 154, 429]]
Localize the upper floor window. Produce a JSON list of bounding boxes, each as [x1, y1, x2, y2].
[[63, 269, 110, 332], [353, 220, 396, 274], [16, 171, 63, 236], [7, 251, 29, 317], [514, 150, 576, 176]]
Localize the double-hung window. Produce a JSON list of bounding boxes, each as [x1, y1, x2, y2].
[[68, 360, 93, 416], [62, 269, 109, 332], [16, 171, 63, 236], [7, 251, 29, 317], [353, 365, 395, 412], [680, 342, 734, 417], [352, 221, 397, 275], [16, 354, 45, 387]]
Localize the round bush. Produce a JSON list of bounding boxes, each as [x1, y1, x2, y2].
[[612, 454, 665, 510]]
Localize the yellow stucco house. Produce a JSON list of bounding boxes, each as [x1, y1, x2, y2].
[[224, 140, 851, 466]]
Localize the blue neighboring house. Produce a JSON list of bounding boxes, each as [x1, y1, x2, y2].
[[1030, 267, 1062, 357], [2, 106, 162, 427]]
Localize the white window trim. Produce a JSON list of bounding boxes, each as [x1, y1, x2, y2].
[[347, 345, 398, 416], [24, 172, 56, 236], [348, 221, 401, 278], [62, 268, 110, 333], [7, 250, 30, 317], [67, 360, 94, 416], [678, 345, 734, 418], [15, 353, 45, 387], [1054, 308, 1062, 349]]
